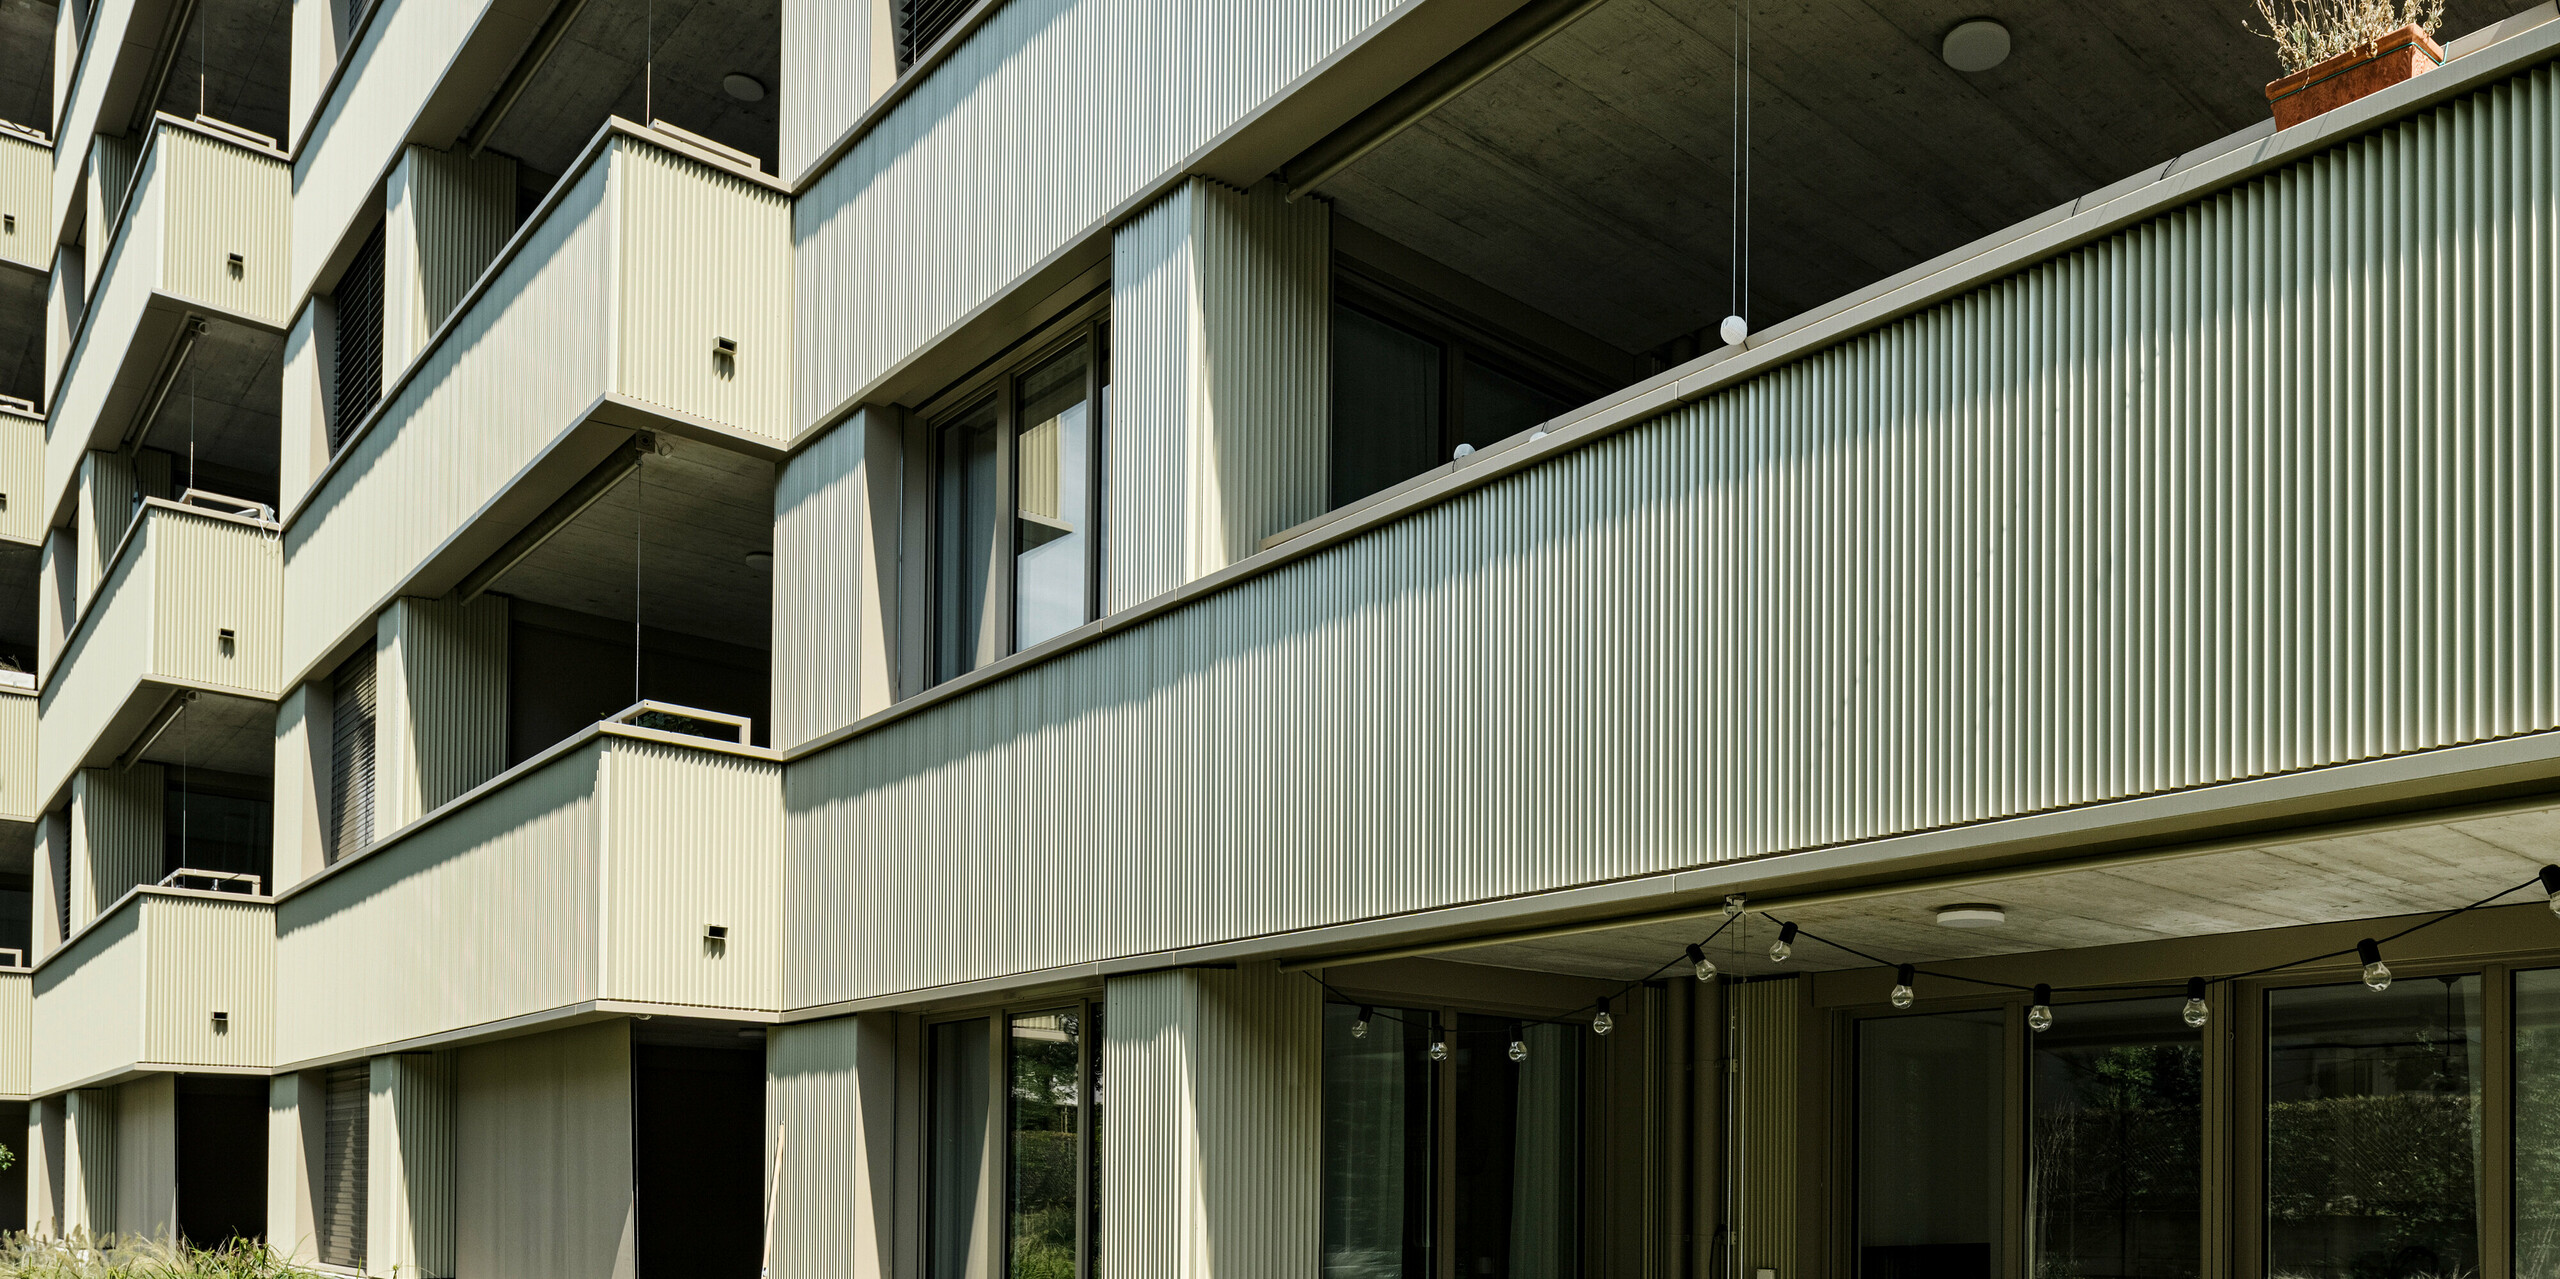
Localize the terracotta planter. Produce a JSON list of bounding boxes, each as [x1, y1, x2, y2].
[[2265, 23, 2446, 129]]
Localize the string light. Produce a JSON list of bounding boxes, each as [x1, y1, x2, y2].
[[1689, 943, 1719, 983], [1429, 1028, 1450, 1062], [2182, 978, 2210, 1029], [1725, 894, 1747, 916], [2542, 864, 2560, 917], [2358, 938, 2392, 992], [1351, 1006, 1372, 1040], [2028, 984, 2055, 1032], [1890, 964, 1916, 1010], [1592, 997, 1614, 1036], [1769, 921, 1798, 964], [1508, 1024, 1529, 1062]]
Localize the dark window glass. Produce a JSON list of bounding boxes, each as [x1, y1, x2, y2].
[[2029, 996, 2202, 1278], [1859, 1009, 2003, 1279], [326, 646, 377, 863], [331, 222, 386, 450], [2266, 976, 2483, 1279], [937, 400, 1003, 682], [1331, 305, 1443, 507], [2518, 969, 2560, 1276], [1008, 1009, 1084, 1279], [1013, 347, 1093, 651], [1452, 1015, 1580, 1278], [1459, 359, 1571, 451], [163, 777, 273, 888], [930, 1019, 992, 1279], [896, 0, 976, 68], [1322, 1003, 1435, 1279], [318, 1061, 369, 1270]]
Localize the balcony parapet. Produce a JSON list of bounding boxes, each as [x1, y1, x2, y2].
[[30, 884, 274, 1095], [1, 403, 38, 547], [37, 498, 281, 809], [0, 126, 46, 277], [0, 686, 34, 827], [0, 966, 26, 1101], [282, 120, 787, 686], [275, 721, 782, 1068], [44, 116, 287, 531]]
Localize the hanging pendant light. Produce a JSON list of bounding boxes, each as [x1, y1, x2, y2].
[[2028, 984, 2055, 1033], [1351, 1006, 1373, 1040], [1890, 965, 1917, 1010], [2182, 978, 2210, 1029], [1591, 998, 1614, 1037], [1769, 921, 1799, 964], [1689, 943, 1719, 984], [2359, 939, 2392, 992]]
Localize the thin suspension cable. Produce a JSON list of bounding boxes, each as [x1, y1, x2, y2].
[[1728, 0, 1739, 319], [632, 454, 644, 706]]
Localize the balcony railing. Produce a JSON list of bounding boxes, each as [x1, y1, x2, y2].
[[0, 686, 33, 827], [0, 965, 26, 1100], [283, 121, 788, 682], [0, 126, 46, 275], [29, 886, 274, 1095], [0, 404, 39, 547], [274, 724, 782, 1067], [45, 116, 288, 528], [37, 498, 281, 807]]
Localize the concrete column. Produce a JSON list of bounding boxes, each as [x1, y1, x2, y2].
[[37, 526, 71, 675], [28, 1094, 62, 1237], [270, 681, 330, 894], [62, 1086, 113, 1238], [1101, 961, 1320, 1278], [767, 1014, 903, 1279], [30, 809, 66, 961], [280, 301, 330, 512], [113, 1075, 175, 1239], [266, 1073, 320, 1265], [374, 595, 507, 832], [1107, 178, 1330, 610], [382, 145, 516, 373], [771, 406, 902, 745], [70, 765, 161, 931], [369, 1053, 456, 1278]]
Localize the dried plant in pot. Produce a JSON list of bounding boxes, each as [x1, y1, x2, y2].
[[2254, 0, 2449, 128]]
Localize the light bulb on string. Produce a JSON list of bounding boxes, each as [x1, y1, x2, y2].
[[1890, 965, 1916, 1010], [1723, 894, 1747, 917], [1688, 943, 1719, 984], [1591, 998, 1614, 1037], [2028, 984, 2055, 1033], [2542, 864, 2560, 918], [1508, 1024, 1529, 1063], [1428, 1017, 1450, 1062], [1352, 1006, 1373, 1040], [2182, 978, 2210, 1029], [1769, 922, 1799, 964], [2359, 938, 2392, 992]]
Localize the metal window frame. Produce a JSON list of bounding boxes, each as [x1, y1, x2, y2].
[[922, 994, 1105, 1279]]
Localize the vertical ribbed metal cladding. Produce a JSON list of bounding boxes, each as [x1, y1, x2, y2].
[[49, 138, 161, 517], [782, 0, 886, 179], [772, 408, 900, 747], [64, 1086, 114, 1236], [789, 62, 2560, 1002], [291, 0, 500, 299], [283, 149, 613, 682], [32, 898, 142, 1097], [767, 1016, 898, 1278], [1108, 178, 1330, 610], [158, 128, 289, 324], [596, 736, 784, 1012], [273, 739, 603, 1066], [451, 1022, 635, 1279], [794, 0, 1398, 428], [0, 410, 43, 546], [113, 1074, 176, 1236], [369, 1052, 456, 1279], [50, 0, 138, 236], [77, 450, 138, 608], [392, 145, 515, 354], [75, 765, 161, 929], [81, 133, 139, 300], [266, 1075, 308, 1263], [152, 508, 284, 696], [376, 595, 507, 831], [40, 523, 154, 805], [0, 132, 47, 273], [0, 971, 30, 1097], [141, 893, 275, 1071], [614, 139, 793, 442], [1731, 981, 1799, 1279], [1101, 962, 1320, 1276], [0, 691, 36, 825]]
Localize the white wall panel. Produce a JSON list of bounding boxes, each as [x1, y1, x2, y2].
[[770, 406, 899, 748], [111, 1074, 173, 1237], [779, 0, 892, 181], [597, 738, 784, 1013], [765, 1014, 899, 1279], [452, 1022, 635, 1279], [141, 893, 275, 1071], [793, 0, 1399, 428], [31, 902, 140, 1094], [0, 409, 43, 547], [614, 142, 792, 441], [376, 595, 509, 832], [370, 1051, 457, 1279], [0, 132, 48, 273], [157, 129, 289, 323], [0, 691, 35, 827], [787, 62, 2560, 1004], [50, 0, 138, 241], [0, 971, 30, 1098]]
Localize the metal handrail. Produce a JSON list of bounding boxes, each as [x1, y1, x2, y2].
[[160, 867, 264, 896]]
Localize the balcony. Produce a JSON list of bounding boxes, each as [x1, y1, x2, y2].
[[284, 122, 788, 684], [29, 885, 273, 1095], [37, 498, 281, 810], [0, 127, 42, 408], [0, 965, 25, 1100], [275, 722, 781, 1067], [0, 686, 33, 827], [45, 116, 287, 530]]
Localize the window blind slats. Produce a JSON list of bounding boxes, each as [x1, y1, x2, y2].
[[331, 222, 386, 453], [319, 1062, 369, 1270], [328, 648, 377, 864]]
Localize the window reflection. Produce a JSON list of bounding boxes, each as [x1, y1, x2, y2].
[[929, 1019, 992, 1279], [936, 400, 1003, 682], [1323, 1003, 1434, 1279], [1014, 347, 1092, 650], [1008, 1009, 1084, 1279], [2266, 976, 2483, 1279], [1452, 1015, 1580, 1279], [2515, 970, 2560, 1278], [2029, 996, 2202, 1279], [1860, 1009, 2003, 1279]]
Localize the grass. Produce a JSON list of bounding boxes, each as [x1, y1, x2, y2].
[[0, 1235, 323, 1279]]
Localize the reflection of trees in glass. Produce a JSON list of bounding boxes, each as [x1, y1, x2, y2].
[[2517, 972, 2560, 1279], [2032, 1028, 2202, 1279], [1010, 1013, 1082, 1279]]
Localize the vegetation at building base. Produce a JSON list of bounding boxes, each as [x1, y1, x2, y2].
[[0, 1236, 322, 1279]]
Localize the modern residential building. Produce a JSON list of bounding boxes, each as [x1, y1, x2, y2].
[[6, 0, 2560, 1274]]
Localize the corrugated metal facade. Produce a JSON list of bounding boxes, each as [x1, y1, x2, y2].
[[47, 135, 160, 497], [50, 0, 138, 238], [0, 132, 47, 273], [596, 737, 785, 1012], [280, 304, 325, 510], [1732, 979, 1799, 1279], [779, 0, 890, 181], [80, 134, 138, 300], [0, 690, 35, 826], [385, 145, 517, 370], [114, 1073, 175, 1237], [280, 151, 613, 683], [1101, 962, 1320, 1276], [370, 1051, 457, 1279], [1106, 178, 1329, 610], [291, 0, 499, 300], [452, 1021, 635, 1279], [0, 409, 43, 546], [376, 595, 509, 832], [788, 61, 2560, 1004], [770, 406, 899, 748], [32, 903, 141, 1094], [766, 1014, 899, 1279], [157, 128, 290, 324], [0, 970, 30, 1098], [614, 141, 793, 441], [792, 0, 1399, 428], [65, 1087, 115, 1236], [73, 764, 160, 932], [141, 892, 276, 1071]]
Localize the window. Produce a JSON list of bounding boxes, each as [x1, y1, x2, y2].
[[929, 1019, 991, 1279], [1007, 1008, 1101, 1279], [932, 328, 1105, 683], [2029, 996, 2203, 1279], [1329, 279, 1589, 509], [162, 772, 274, 888], [2266, 976, 2483, 1279], [317, 1061, 369, 1271], [2518, 969, 2560, 1276], [331, 222, 386, 452], [895, 0, 977, 69], [1858, 1008, 2005, 1279], [1320, 1004, 1585, 1278], [327, 646, 377, 863]]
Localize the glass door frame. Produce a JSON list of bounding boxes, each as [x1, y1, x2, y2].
[[921, 991, 1106, 1279]]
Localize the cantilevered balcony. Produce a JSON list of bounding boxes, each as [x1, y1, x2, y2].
[[37, 498, 280, 810], [284, 121, 787, 686], [0, 687, 33, 828], [275, 719, 781, 1068], [0, 127, 44, 408], [0, 964, 25, 1101], [29, 885, 272, 1095], [44, 117, 287, 530]]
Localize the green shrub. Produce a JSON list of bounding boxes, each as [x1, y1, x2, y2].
[[0, 1234, 323, 1279]]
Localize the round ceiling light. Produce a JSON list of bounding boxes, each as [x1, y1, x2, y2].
[[1936, 903, 2008, 928], [744, 550, 774, 569], [1941, 19, 2011, 73], [722, 72, 768, 102]]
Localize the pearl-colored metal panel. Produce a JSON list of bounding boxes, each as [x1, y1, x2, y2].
[[597, 737, 785, 1013], [0, 689, 34, 827], [140, 891, 275, 1072], [50, 0, 137, 243], [31, 898, 140, 1094], [46, 133, 160, 514], [0, 408, 42, 547], [0, 130, 47, 274], [614, 141, 793, 443], [0, 969, 29, 1099], [156, 127, 289, 324]]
